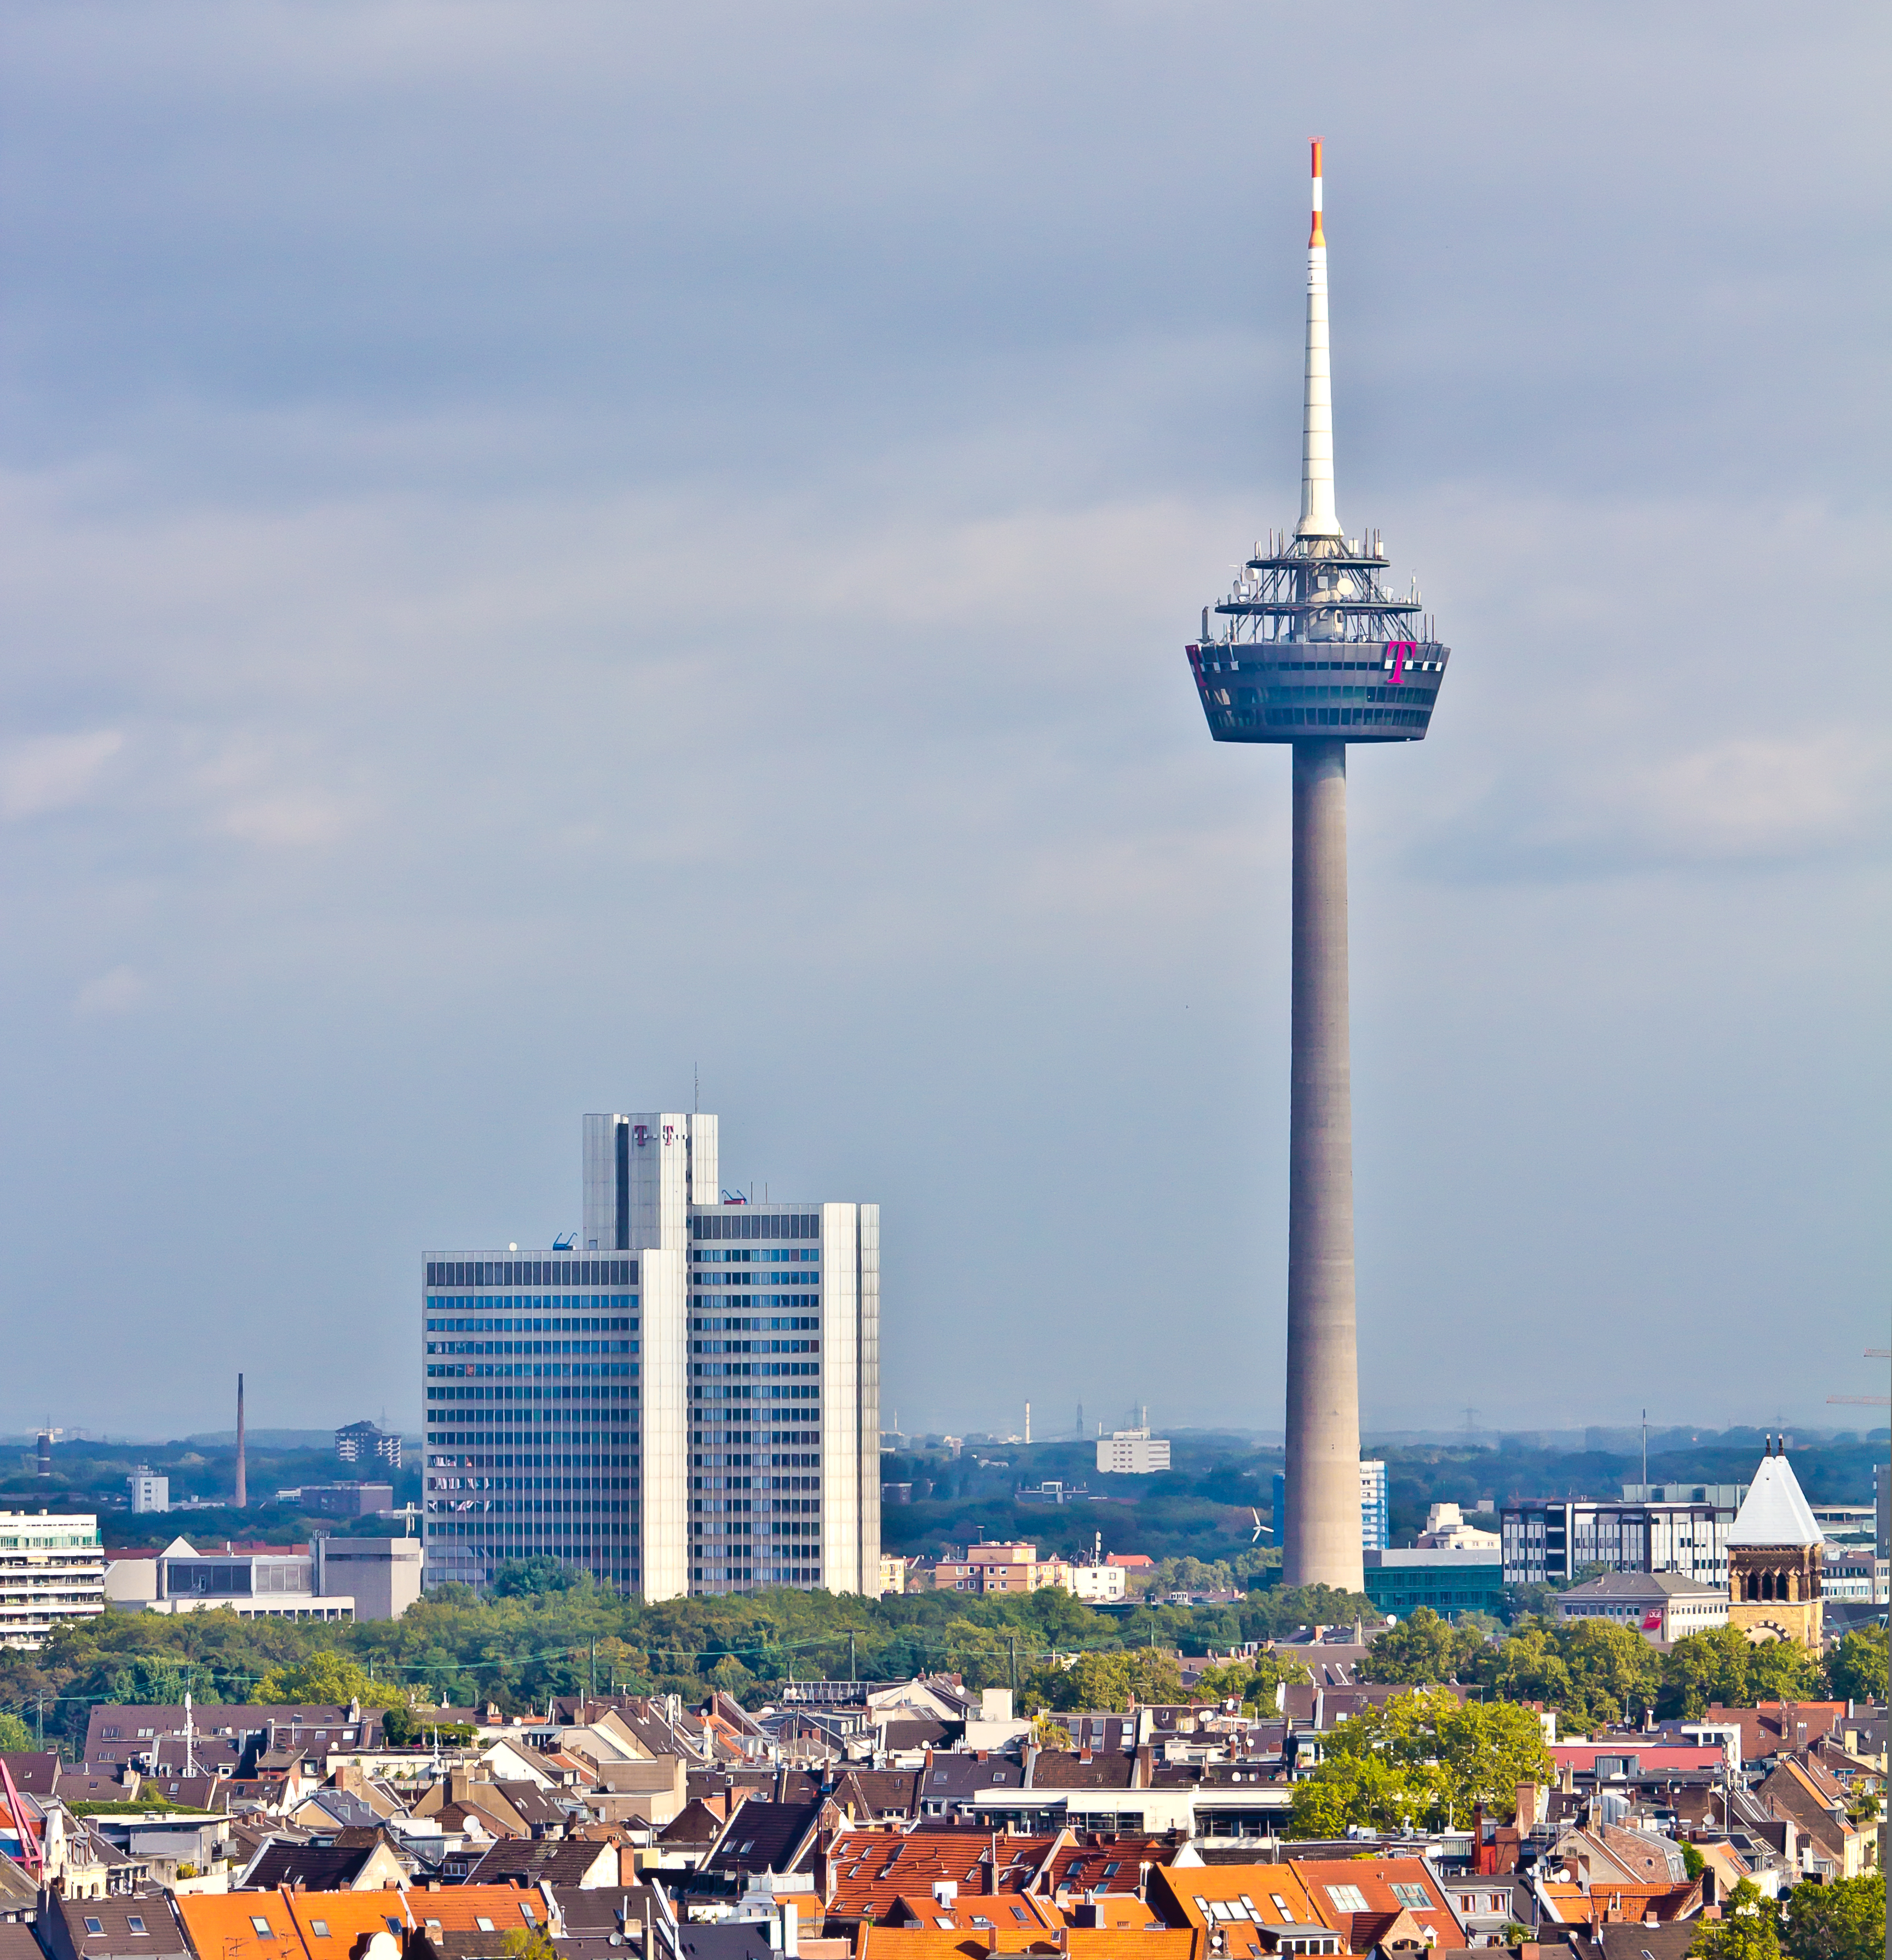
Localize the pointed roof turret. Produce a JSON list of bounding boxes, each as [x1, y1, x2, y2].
[[1726, 1448, 1821, 1547]]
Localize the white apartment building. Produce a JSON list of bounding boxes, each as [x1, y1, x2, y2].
[[0, 1511, 106, 1647], [128, 1472, 169, 1514], [1097, 1429, 1170, 1475], [424, 1108, 879, 1604]]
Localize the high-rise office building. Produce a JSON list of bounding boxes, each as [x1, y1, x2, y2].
[[422, 1109, 879, 1602]]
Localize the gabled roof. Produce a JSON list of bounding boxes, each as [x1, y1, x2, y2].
[[1726, 1454, 1821, 1547], [702, 1796, 823, 1876]]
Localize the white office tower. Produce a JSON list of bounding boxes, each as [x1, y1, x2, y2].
[[423, 1110, 879, 1604]]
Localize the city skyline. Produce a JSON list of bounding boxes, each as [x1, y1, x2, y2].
[[0, 8, 1884, 1439]]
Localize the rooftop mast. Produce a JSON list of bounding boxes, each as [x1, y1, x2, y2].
[[1297, 141, 1340, 541]]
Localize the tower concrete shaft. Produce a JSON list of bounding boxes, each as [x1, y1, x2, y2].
[[1284, 740, 1362, 1590]]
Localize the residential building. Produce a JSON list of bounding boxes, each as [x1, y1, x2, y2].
[[1726, 1442, 1823, 1647], [1502, 1497, 1737, 1587], [335, 1421, 402, 1470], [1360, 1459, 1388, 1552], [1362, 1547, 1503, 1618], [0, 1511, 105, 1648], [1557, 1570, 1729, 1643], [423, 1107, 879, 1604], [915, 1542, 1075, 1595], [1097, 1429, 1170, 1475], [127, 1472, 169, 1516], [1070, 1562, 1128, 1603]]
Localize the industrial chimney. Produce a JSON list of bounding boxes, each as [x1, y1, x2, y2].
[[234, 1373, 247, 1510]]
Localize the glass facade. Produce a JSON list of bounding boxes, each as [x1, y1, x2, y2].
[[689, 1220, 823, 1593], [422, 1267, 642, 1590]]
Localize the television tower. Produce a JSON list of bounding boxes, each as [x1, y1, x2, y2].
[[1185, 142, 1449, 1591]]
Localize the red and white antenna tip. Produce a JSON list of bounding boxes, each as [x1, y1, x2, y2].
[[1309, 138, 1325, 247]]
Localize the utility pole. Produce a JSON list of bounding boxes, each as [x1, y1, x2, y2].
[[849, 1631, 856, 1683], [1008, 1638, 1017, 1699], [590, 1641, 597, 1703]]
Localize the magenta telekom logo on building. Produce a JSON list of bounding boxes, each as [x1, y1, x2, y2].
[[1388, 640, 1417, 684], [631, 1123, 677, 1147]]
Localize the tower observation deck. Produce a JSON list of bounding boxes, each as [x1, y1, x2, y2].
[[1184, 143, 1452, 1594]]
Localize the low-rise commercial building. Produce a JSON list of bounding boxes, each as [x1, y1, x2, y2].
[[1362, 1548, 1503, 1619], [1557, 1569, 1728, 1643]]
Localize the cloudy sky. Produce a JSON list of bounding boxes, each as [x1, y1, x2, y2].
[[1, 3, 1885, 1443]]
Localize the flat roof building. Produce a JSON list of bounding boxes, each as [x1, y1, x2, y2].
[[0, 1511, 105, 1648]]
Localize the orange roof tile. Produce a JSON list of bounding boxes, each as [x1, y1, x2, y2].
[[857, 1933, 1195, 1960], [1285, 1858, 1461, 1945], [1150, 1863, 1322, 1933], [824, 1829, 1057, 1923], [177, 1886, 550, 1960]]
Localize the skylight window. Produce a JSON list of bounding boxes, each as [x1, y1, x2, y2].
[[1392, 1884, 1431, 1910], [127, 1919, 147, 1936], [85, 1921, 105, 1937], [310, 1924, 331, 1939], [250, 1921, 274, 1937], [1326, 1886, 1370, 1914]]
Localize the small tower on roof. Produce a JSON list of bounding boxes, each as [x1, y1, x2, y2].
[[1725, 1435, 1823, 1647]]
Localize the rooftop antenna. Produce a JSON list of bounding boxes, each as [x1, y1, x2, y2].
[[1641, 1408, 1648, 1490]]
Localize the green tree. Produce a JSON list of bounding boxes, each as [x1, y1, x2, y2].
[[488, 1557, 591, 1598], [0, 1712, 33, 1750], [1554, 1618, 1663, 1730], [1779, 1872, 1883, 1960], [1690, 1881, 1781, 1960], [1289, 1749, 1430, 1837], [1294, 1688, 1553, 1834], [1360, 1607, 1480, 1685], [253, 1650, 400, 1709], [1662, 1626, 1756, 1719], [1824, 1628, 1888, 1703]]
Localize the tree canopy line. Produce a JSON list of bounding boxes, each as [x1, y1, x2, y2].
[[0, 1560, 1882, 1765]]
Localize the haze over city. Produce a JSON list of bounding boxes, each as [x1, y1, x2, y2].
[[0, 3, 1885, 1442]]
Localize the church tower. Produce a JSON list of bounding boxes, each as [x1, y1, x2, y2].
[[1725, 1437, 1823, 1646]]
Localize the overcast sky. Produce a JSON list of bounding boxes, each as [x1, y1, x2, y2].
[[0, 3, 1886, 1444]]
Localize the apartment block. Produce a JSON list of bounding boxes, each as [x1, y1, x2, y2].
[[0, 1511, 106, 1647], [1097, 1429, 1171, 1475], [423, 1107, 879, 1604]]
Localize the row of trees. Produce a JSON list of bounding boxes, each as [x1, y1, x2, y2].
[[2, 1575, 1881, 1756], [1362, 1609, 1885, 1727]]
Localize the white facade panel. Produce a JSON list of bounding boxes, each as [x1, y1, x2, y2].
[[641, 1245, 689, 1601], [581, 1113, 617, 1250], [857, 1202, 881, 1600], [688, 1114, 718, 1207], [821, 1202, 862, 1594]]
